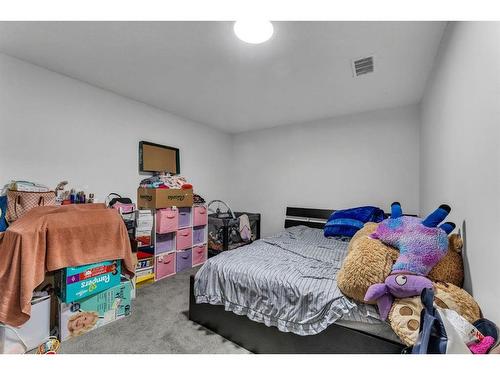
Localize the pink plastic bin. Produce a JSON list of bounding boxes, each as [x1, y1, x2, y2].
[[176, 228, 192, 250], [193, 205, 208, 227], [156, 208, 178, 234], [192, 245, 207, 265], [155, 253, 175, 280]]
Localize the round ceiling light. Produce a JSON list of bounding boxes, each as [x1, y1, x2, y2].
[[233, 21, 274, 44]]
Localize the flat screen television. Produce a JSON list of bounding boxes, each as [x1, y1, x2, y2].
[[139, 141, 180, 174]]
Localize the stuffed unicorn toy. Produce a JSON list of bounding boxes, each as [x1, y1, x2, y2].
[[364, 202, 456, 320]]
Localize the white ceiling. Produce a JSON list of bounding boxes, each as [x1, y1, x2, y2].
[[0, 21, 446, 133]]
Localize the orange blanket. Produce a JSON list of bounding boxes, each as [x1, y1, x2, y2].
[[0, 204, 135, 327]]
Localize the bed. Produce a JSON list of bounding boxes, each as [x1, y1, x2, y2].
[[188, 207, 406, 353]]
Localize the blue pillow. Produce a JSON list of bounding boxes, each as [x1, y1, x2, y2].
[[0, 195, 7, 232], [324, 206, 384, 238]]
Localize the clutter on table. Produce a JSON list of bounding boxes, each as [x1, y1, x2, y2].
[[55, 181, 95, 205], [0, 204, 135, 327], [0, 162, 207, 351]]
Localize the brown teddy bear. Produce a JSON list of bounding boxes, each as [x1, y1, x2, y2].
[[337, 223, 465, 303], [338, 223, 477, 345], [338, 223, 398, 303], [427, 233, 464, 287], [389, 281, 481, 346]]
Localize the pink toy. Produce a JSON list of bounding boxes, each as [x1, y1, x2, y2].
[[468, 336, 495, 354]]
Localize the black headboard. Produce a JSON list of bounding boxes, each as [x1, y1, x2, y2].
[[284, 206, 407, 229], [285, 207, 334, 229]]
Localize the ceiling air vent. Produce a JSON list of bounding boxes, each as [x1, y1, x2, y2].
[[352, 56, 374, 77]]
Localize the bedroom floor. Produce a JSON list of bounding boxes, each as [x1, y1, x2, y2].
[[58, 266, 249, 354]]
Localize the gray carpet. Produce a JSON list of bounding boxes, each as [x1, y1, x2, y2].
[[59, 266, 249, 354]]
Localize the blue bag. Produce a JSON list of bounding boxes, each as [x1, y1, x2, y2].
[[0, 195, 7, 232]]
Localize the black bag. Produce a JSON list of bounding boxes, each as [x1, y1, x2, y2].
[[412, 288, 448, 354]]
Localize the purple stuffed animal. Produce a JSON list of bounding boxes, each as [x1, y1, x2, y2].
[[364, 202, 455, 320]]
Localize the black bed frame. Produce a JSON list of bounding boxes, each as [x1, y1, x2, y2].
[[189, 207, 406, 354]]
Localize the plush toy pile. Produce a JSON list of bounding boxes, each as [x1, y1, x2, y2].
[[337, 202, 484, 347]]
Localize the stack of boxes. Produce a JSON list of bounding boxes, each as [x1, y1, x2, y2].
[[135, 209, 156, 287], [136, 187, 208, 282], [135, 209, 154, 249], [55, 260, 133, 342]]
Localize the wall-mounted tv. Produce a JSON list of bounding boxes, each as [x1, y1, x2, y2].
[[139, 141, 180, 174]]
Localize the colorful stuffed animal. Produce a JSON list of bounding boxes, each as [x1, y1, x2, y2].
[[338, 223, 465, 305], [364, 202, 455, 319], [389, 282, 481, 346]]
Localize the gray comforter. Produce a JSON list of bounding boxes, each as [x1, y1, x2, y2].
[[194, 226, 379, 336]]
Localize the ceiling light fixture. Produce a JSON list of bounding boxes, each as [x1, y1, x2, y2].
[[233, 21, 274, 44]]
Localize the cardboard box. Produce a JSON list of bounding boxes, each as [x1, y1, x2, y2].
[[137, 188, 193, 209], [58, 280, 132, 342], [0, 295, 50, 353], [55, 260, 121, 303]]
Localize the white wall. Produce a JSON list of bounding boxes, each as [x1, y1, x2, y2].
[[230, 105, 420, 236], [420, 22, 500, 322], [0, 53, 232, 203]]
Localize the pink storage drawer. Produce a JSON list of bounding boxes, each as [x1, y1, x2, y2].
[[155, 253, 175, 280], [176, 228, 192, 250], [156, 208, 178, 234], [193, 205, 208, 227], [192, 245, 207, 265]]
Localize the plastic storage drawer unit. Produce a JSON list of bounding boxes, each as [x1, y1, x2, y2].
[[192, 245, 207, 265], [156, 208, 178, 234], [176, 250, 192, 273], [193, 205, 208, 226], [155, 253, 176, 280], [176, 228, 192, 250]]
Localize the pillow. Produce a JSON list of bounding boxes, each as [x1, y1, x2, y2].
[[324, 206, 384, 238], [0, 195, 7, 232]]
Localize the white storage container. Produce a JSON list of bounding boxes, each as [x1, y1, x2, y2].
[[0, 294, 50, 353]]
